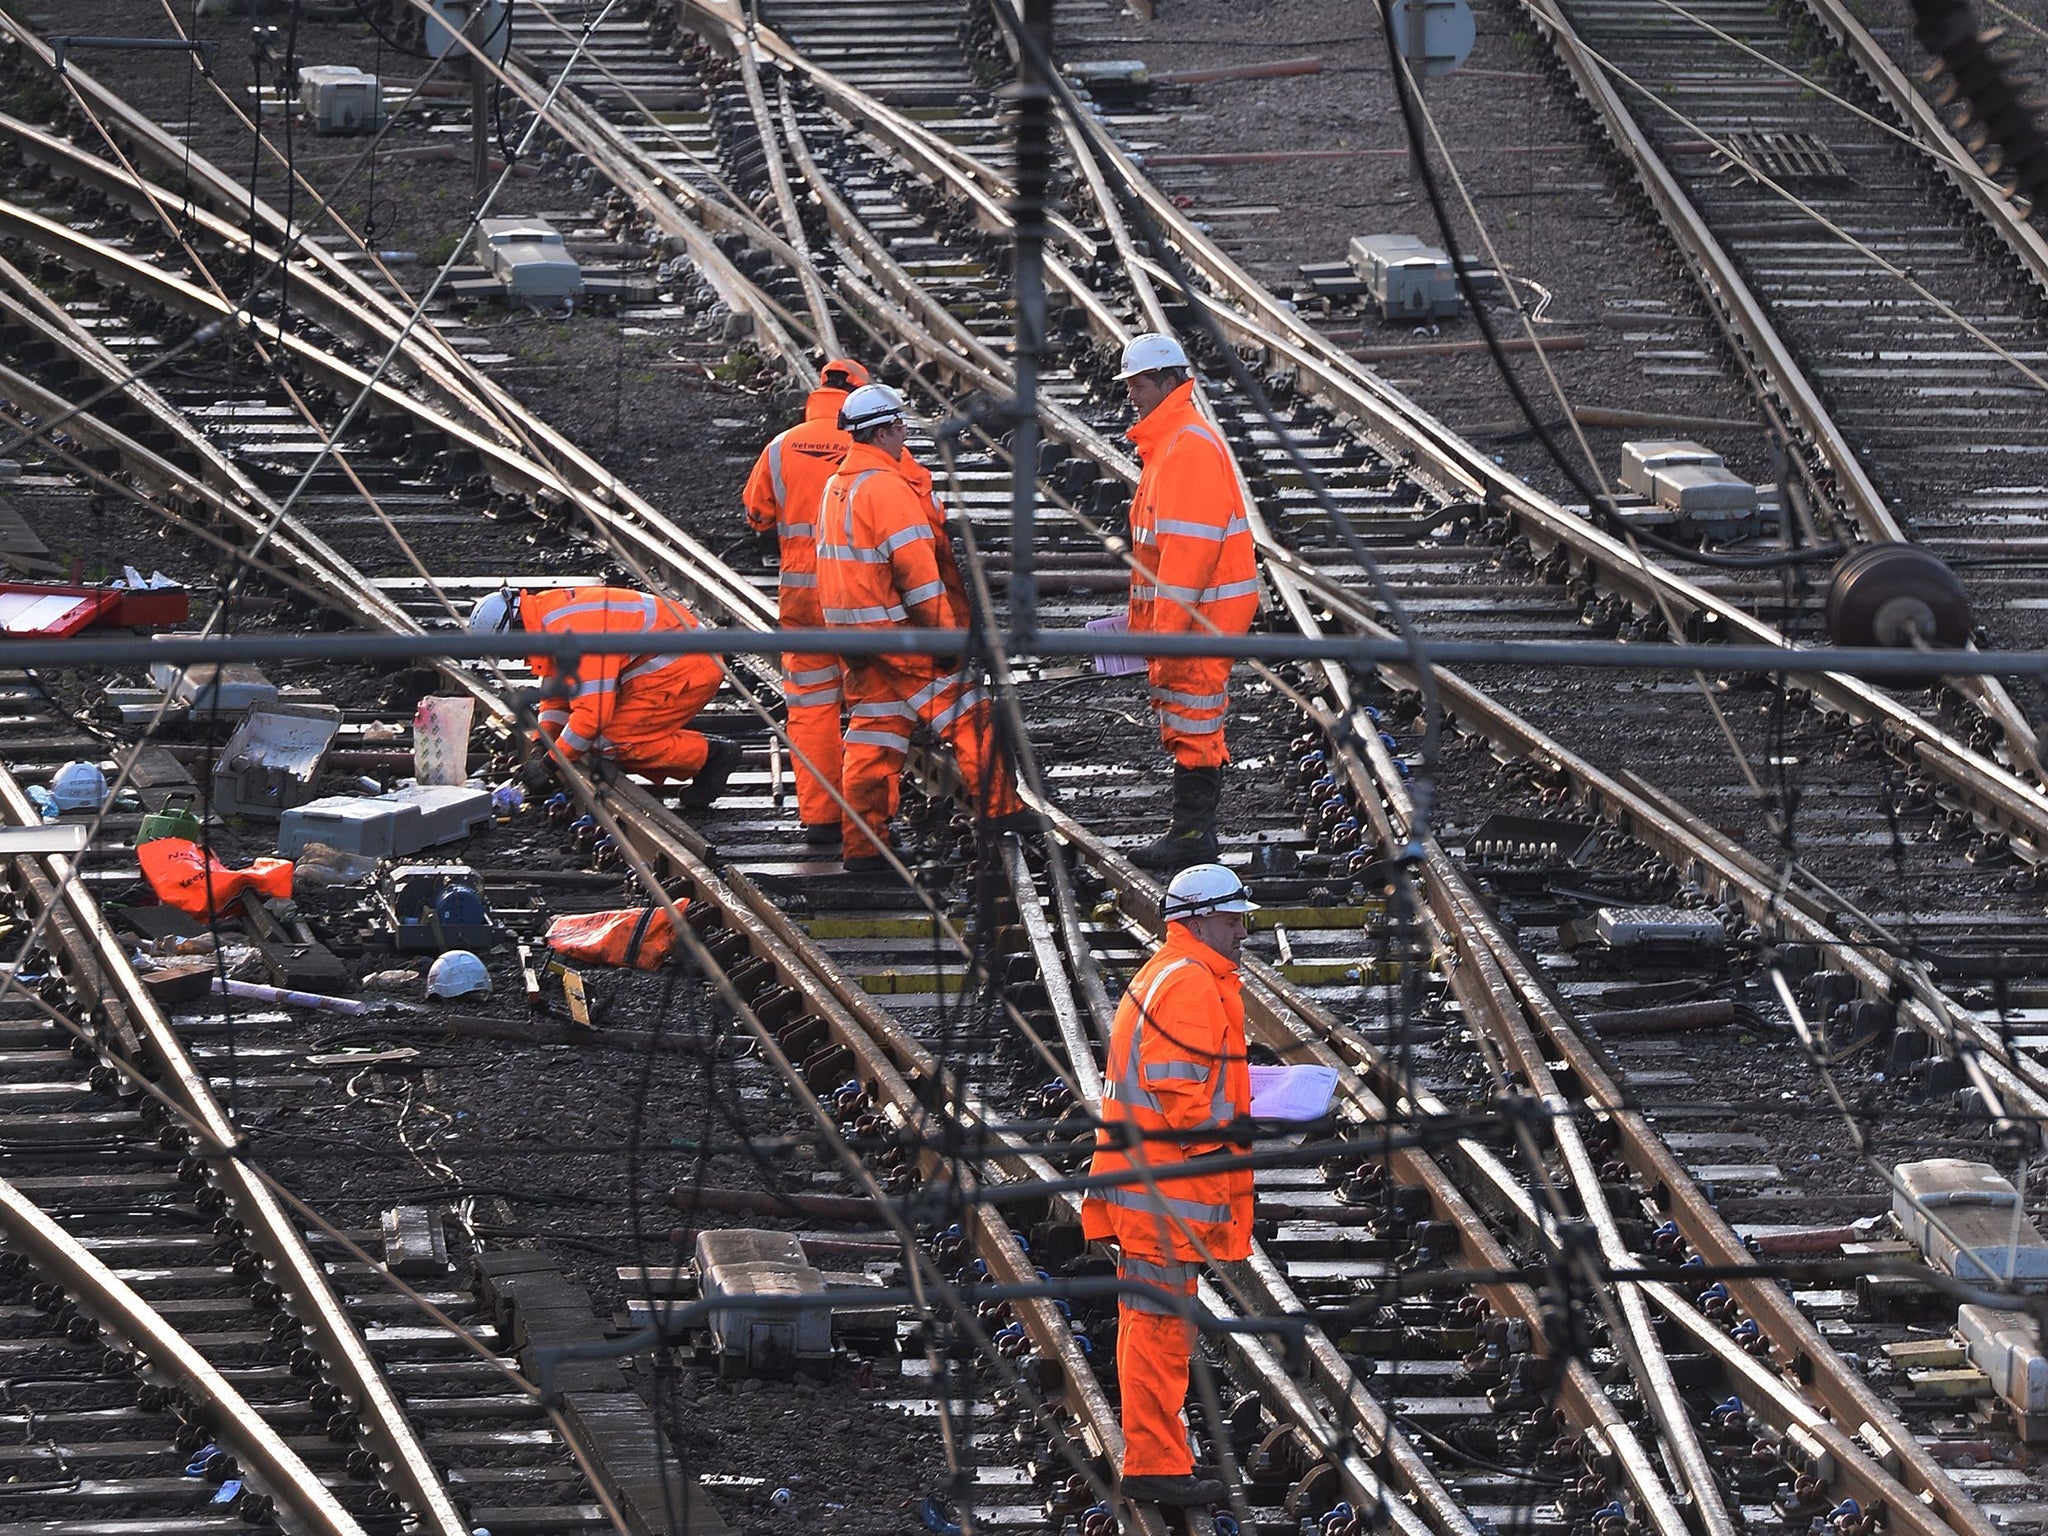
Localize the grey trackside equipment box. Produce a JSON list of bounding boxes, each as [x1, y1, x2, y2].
[[1895, 1158, 2048, 1287], [1594, 905, 1726, 955], [1651, 464, 1758, 531], [150, 658, 278, 714], [1620, 439, 1723, 497], [279, 783, 492, 860], [694, 1229, 830, 1375], [211, 701, 343, 819], [474, 218, 584, 302], [1347, 234, 1463, 322], [1960, 1304, 2048, 1413], [298, 66, 382, 134]]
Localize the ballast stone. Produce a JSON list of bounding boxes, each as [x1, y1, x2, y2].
[[694, 1230, 830, 1376], [279, 783, 492, 859], [1959, 1304, 2048, 1413], [1894, 1158, 2048, 1287]]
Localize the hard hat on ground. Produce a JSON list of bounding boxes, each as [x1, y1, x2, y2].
[[820, 357, 871, 390], [427, 949, 493, 1000], [1161, 862, 1256, 922], [467, 588, 519, 635], [1114, 332, 1190, 381], [839, 383, 911, 433], [49, 761, 107, 813]]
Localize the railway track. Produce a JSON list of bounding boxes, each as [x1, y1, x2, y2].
[[0, 2, 2043, 1534]]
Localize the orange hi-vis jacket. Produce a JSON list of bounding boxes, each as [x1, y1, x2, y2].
[[1126, 380, 1260, 638], [1082, 922, 1254, 1264], [817, 441, 968, 632], [742, 385, 852, 628], [521, 586, 719, 760]]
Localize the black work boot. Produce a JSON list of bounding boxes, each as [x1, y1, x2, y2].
[[678, 737, 743, 808], [1130, 765, 1221, 872], [1121, 1472, 1226, 1507]]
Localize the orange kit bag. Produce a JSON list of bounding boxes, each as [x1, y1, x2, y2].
[[543, 904, 689, 971], [138, 837, 293, 920]]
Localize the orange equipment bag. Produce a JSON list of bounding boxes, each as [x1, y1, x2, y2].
[[544, 904, 689, 971], [138, 837, 294, 920]]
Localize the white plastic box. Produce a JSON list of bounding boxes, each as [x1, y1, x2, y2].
[[298, 66, 382, 134], [474, 218, 584, 302], [1894, 1158, 2048, 1287], [694, 1229, 830, 1376], [279, 784, 492, 859]]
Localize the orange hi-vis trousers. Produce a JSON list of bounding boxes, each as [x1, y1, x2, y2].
[[840, 657, 1022, 859], [1116, 1252, 1201, 1477], [537, 669, 721, 781], [781, 650, 845, 828], [1147, 655, 1232, 770]]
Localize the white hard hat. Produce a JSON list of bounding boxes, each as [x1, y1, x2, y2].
[[1162, 862, 1256, 922], [49, 761, 108, 813], [426, 950, 493, 1000], [839, 383, 910, 432], [1114, 332, 1190, 381], [467, 588, 519, 636]]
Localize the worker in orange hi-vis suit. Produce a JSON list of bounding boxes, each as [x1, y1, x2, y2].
[[742, 357, 871, 845], [1082, 862, 1254, 1510], [1117, 332, 1261, 874], [814, 384, 1030, 872], [468, 586, 742, 808]]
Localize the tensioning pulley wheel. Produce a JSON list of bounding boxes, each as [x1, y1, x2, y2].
[[1823, 543, 1973, 650]]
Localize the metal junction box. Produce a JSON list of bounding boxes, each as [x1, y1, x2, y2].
[[1620, 439, 1722, 498], [212, 701, 343, 820], [1347, 234, 1463, 322], [298, 66, 382, 134], [279, 783, 492, 860], [694, 1229, 830, 1376], [1895, 1158, 2048, 1287], [1594, 904, 1725, 960], [1650, 463, 1759, 538], [475, 218, 585, 302]]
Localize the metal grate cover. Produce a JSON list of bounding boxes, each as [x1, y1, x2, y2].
[[1714, 128, 1850, 184]]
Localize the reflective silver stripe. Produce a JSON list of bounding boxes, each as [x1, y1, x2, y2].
[[787, 686, 842, 706], [537, 707, 570, 724], [906, 675, 952, 710], [1156, 708, 1227, 734], [1146, 1060, 1209, 1083], [900, 578, 946, 607], [783, 521, 814, 539], [1155, 517, 1230, 542], [781, 572, 818, 589], [1132, 528, 1158, 547], [1173, 422, 1226, 453], [1095, 1183, 1231, 1226], [876, 524, 934, 557], [1156, 581, 1205, 604], [619, 653, 695, 685], [768, 434, 789, 509], [829, 469, 886, 567], [851, 700, 916, 720], [1199, 578, 1262, 603], [1130, 583, 1158, 601], [786, 664, 841, 687], [928, 689, 985, 733], [542, 595, 656, 628], [1119, 1255, 1197, 1286], [1150, 686, 1227, 710], [819, 543, 888, 565], [823, 603, 908, 624], [1114, 958, 1200, 1115], [572, 677, 618, 698], [558, 728, 593, 754], [845, 727, 910, 749]]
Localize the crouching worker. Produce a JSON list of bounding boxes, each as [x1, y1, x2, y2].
[[1082, 862, 1255, 1508], [469, 585, 742, 807]]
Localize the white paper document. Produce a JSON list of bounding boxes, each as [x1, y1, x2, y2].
[[1248, 1064, 1340, 1122]]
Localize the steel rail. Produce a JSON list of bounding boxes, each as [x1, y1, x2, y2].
[[0, 760, 471, 1536], [729, 37, 842, 353], [1794, 0, 2048, 296], [1505, 0, 2042, 776], [0, 1170, 371, 1536]]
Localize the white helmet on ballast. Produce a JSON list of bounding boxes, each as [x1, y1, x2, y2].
[[838, 383, 910, 433], [1161, 862, 1256, 923], [49, 761, 107, 813], [467, 588, 519, 636], [426, 950, 493, 1001], [1114, 332, 1190, 381]]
